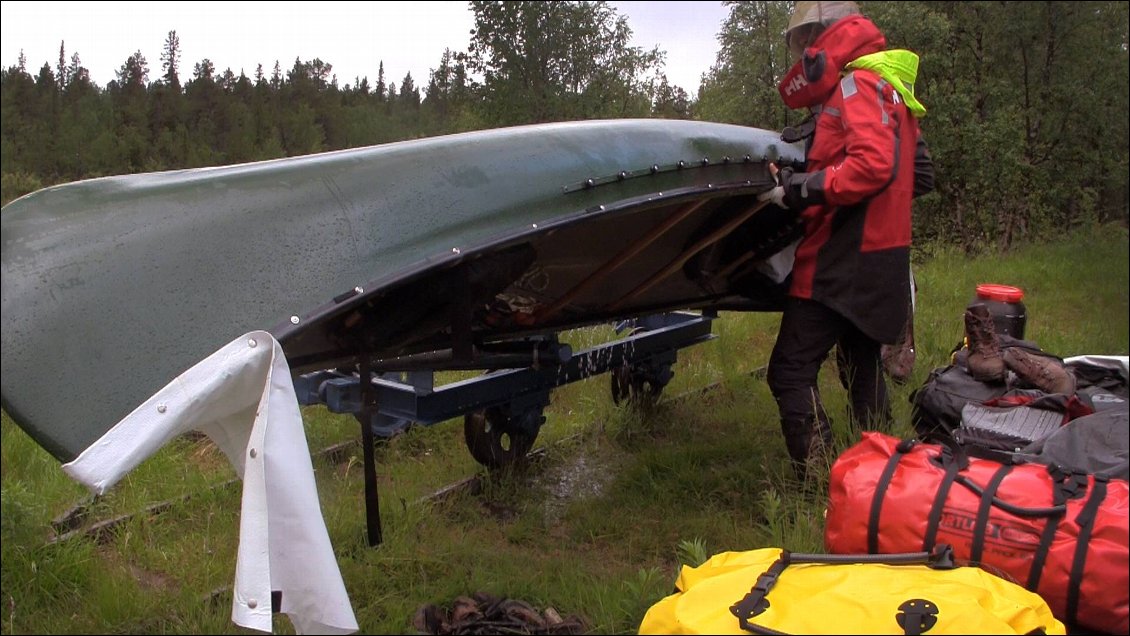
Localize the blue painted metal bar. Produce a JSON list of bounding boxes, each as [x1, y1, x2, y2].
[[295, 311, 715, 429]]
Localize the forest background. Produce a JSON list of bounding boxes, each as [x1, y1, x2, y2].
[[1, 3, 1127, 633], [2, 0, 1127, 250]]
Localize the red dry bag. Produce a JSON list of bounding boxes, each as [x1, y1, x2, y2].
[[825, 431, 1128, 634]]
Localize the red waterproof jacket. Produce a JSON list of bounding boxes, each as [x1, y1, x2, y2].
[[776, 15, 922, 345]]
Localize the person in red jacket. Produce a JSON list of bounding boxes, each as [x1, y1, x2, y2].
[[759, 1, 932, 479]]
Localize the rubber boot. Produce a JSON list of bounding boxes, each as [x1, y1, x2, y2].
[[1002, 347, 1077, 395], [781, 416, 833, 481], [964, 303, 1006, 382]]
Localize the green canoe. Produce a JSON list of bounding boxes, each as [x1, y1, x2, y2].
[[1, 118, 803, 462]]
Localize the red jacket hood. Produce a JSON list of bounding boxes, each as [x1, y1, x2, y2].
[[778, 14, 887, 110]]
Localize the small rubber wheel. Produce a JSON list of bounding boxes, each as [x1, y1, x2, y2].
[[463, 406, 539, 469], [610, 363, 666, 407]]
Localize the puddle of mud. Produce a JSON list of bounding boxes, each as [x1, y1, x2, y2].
[[534, 449, 617, 525]]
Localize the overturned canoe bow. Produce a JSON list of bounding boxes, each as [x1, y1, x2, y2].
[[1, 118, 804, 463]]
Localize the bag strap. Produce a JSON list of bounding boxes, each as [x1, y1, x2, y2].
[[869, 438, 918, 553], [730, 546, 957, 635], [920, 433, 1069, 519], [923, 452, 963, 552], [1026, 465, 1077, 590], [949, 471, 1067, 518], [970, 464, 1013, 563], [875, 437, 1064, 552], [729, 551, 792, 633], [1066, 475, 1109, 629]]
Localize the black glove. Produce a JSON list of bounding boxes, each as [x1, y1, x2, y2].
[[758, 166, 826, 210], [779, 167, 826, 210]]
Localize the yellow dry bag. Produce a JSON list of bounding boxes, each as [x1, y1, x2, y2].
[[639, 545, 1065, 635]]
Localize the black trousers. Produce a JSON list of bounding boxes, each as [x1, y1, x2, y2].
[[767, 297, 890, 440]]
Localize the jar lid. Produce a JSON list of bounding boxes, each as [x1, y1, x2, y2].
[[976, 283, 1025, 303]]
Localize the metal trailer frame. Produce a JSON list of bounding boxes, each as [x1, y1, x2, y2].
[[293, 310, 717, 546]]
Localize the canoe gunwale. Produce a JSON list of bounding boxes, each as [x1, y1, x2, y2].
[[271, 177, 784, 376]]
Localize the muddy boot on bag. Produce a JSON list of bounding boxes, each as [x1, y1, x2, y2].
[[1002, 347, 1077, 395], [964, 303, 1007, 383]]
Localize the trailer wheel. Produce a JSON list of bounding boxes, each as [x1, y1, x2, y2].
[[610, 361, 668, 407], [464, 406, 540, 470]]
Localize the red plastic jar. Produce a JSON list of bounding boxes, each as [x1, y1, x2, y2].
[[970, 283, 1027, 339]]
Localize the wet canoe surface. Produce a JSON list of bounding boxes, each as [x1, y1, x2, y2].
[[1, 118, 803, 462]]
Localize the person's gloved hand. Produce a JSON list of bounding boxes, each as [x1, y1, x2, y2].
[[757, 183, 787, 208], [759, 164, 823, 210], [757, 165, 796, 209]]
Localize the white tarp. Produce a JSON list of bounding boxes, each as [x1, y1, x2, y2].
[[62, 331, 358, 634]]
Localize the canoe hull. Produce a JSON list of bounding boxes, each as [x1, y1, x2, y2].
[[1, 119, 803, 462]]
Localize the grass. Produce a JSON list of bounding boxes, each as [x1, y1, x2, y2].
[[2, 225, 1128, 634]]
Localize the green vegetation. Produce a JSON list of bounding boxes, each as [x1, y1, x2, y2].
[[2, 226, 1126, 634], [2, 2, 1128, 633], [3, 2, 1127, 246]]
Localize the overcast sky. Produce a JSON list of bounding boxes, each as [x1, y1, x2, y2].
[[0, 1, 731, 98]]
